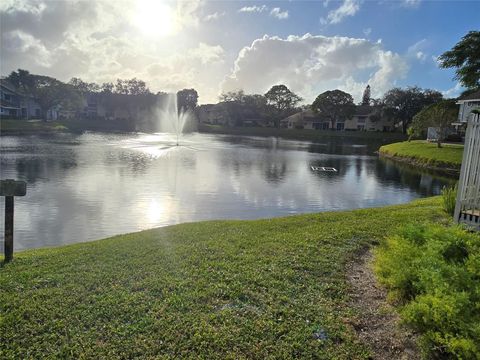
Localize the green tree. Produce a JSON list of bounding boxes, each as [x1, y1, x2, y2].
[[177, 89, 198, 112], [68, 77, 100, 94], [219, 90, 245, 103], [7, 70, 83, 121], [361, 85, 371, 105], [382, 86, 443, 134], [114, 78, 150, 95], [34, 78, 83, 120], [264, 85, 302, 127], [6, 69, 35, 94], [410, 99, 457, 148], [438, 30, 480, 90], [311, 90, 355, 130]]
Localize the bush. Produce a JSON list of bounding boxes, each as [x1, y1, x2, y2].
[[441, 183, 458, 216], [374, 224, 480, 359]]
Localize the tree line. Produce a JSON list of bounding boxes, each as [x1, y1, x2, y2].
[[5, 70, 199, 121]]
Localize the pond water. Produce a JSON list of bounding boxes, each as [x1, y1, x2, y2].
[[1, 132, 455, 250]]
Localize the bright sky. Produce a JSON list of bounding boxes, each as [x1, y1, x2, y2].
[[1, 0, 478, 104]]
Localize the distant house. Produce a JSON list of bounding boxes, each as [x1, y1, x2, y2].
[[198, 102, 269, 127], [198, 103, 230, 126], [0, 80, 21, 118], [281, 105, 394, 132], [0, 79, 42, 119], [281, 109, 329, 129], [456, 90, 480, 123]]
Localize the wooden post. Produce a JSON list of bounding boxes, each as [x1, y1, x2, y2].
[[4, 196, 14, 262], [1, 179, 27, 263]]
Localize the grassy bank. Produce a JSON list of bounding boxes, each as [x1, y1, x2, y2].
[[200, 124, 407, 143], [0, 119, 68, 135], [1, 198, 447, 358], [379, 141, 463, 173]]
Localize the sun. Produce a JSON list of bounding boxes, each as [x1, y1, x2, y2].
[[134, 0, 175, 37]]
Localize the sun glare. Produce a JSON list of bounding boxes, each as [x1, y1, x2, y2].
[[134, 0, 175, 37]]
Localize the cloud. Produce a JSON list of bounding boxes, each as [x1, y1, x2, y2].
[[204, 11, 225, 21], [2, 30, 52, 67], [222, 34, 408, 102], [363, 28, 372, 37], [270, 8, 289, 19], [0, 0, 226, 102], [321, 0, 360, 25], [238, 5, 268, 13], [402, 0, 421, 8], [442, 82, 463, 99], [238, 5, 288, 20], [407, 39, 428, 63]]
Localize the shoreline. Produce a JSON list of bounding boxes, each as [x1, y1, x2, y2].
[[378, 151, 461, 176], [378, 141, 463, 177]]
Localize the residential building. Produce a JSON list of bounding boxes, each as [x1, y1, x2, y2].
[[281, 105, 394, 132], [456, 90, 480, 124], [0, 79, 41, 119], [0, 80, 21, 118]]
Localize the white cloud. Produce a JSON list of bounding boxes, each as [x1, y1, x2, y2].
[[442, 82, 463, 99], [270, 8, 289, 19], [238, 5, 288, 20], [204, 11, 225, 21], [189, 43, 225, 65], [238, 5, 268, 13], [321, 0, 361, 25], [407, 39, 428, 63], [363, 28, 372, 37], [222, 34, 408, 102], [2, 30, 52, 67], [402, 0, 421, 8]]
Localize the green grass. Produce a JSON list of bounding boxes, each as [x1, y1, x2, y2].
[[0, 119, 67, 134], [379, 141, 463, 170], [0, 198, 447, 359], [200, 124, 407, 142]]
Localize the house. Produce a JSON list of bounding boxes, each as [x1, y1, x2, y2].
[[198, 102, 269, 127], [280, 109, 330, 129], [347, 105, 394, 132], [281, 105, 394, 132], [456, 89, 480, 123], [0, 79, 42, 119], [0, 80, 21, 118]]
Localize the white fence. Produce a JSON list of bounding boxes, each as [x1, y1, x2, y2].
[[455, 112, 480, 230]]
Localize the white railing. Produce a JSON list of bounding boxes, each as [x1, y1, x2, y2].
[[455, 112, 480, 230]]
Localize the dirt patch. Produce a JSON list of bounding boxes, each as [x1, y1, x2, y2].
[[346, 249, 420, 360]]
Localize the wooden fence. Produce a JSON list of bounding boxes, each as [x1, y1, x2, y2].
[[455, 112, 480, 230]]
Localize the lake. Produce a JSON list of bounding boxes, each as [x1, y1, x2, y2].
[[0, 132, 454, 250]]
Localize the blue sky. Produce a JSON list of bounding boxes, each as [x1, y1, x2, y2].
[[1, 0, 479, 103]]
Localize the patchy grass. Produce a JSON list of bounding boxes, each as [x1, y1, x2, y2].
[[1, 198, 447, 359], [0, 119, 67, 134], [200, 124, 407, 143], [379, 141, 463, 171]]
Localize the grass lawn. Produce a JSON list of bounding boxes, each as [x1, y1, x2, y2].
[[200, 124, 407, 143], [0, 119, 67, 134], [379, 140, 463, 170], [0, 198, 447, 359]]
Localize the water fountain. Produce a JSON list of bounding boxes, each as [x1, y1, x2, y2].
[[156, 93, 191, 146]]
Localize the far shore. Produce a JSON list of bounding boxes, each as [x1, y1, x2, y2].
[[1, 118, 408, 143]]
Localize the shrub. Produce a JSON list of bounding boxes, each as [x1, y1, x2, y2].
[[374, 224, 480, 359], [441, 183, 458, 216]]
